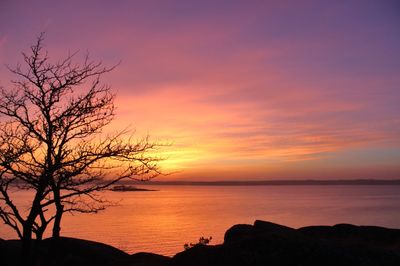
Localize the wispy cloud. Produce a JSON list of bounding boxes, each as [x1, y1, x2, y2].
[[1, 0, 399, 179]]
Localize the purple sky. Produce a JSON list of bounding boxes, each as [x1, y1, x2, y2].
[[0, 0, 399, 180]]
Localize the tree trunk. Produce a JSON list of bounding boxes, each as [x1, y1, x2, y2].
[[21, 222, 33, 266], [35, 208, 47, 241], [51, 191, 63, 263], [21, 205, 40, 265], [52, 186, 63, 238], [35, 228, 44, 241], [21, 183, 46, 266], [52, 203, 63, 238]]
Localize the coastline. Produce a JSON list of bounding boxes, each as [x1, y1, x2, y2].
[[128, 179, 400, 186], [2, 220, 399, 266]]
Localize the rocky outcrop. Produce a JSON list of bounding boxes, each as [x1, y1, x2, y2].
[[1, 221, 399, 266], [171, 220, 400, 266], [129, 252, 172, 266], [0, 237, 170, 266]]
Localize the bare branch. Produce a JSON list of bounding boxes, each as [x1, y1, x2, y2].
[[0, 33, 165, 242]]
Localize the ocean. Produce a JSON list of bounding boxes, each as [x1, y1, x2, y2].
[[1, 185, 400, 256]]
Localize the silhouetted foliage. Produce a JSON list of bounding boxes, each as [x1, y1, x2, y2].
[[0, 33, 162, 263], [184, 236, 212, 250]]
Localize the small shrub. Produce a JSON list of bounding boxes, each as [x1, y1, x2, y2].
[[184, 236, 212, 250]]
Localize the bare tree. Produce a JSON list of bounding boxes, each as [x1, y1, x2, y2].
[[0, 33, 162, 262]]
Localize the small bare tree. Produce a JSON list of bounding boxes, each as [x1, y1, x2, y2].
[[0, 33, 162, 261]]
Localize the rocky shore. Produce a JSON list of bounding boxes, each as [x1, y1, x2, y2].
[[1, 220, 399, 266]]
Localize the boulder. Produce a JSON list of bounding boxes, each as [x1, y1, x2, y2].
[[170, 220, 400, 266], [0, 237, 172, 266], [129, 252, 171, 266]]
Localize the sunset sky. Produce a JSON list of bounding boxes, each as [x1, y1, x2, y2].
[[0, 0, 399, 180]]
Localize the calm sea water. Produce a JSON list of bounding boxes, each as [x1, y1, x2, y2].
[[1, 185, 400, 256]]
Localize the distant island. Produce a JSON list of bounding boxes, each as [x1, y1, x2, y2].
[[126, 179, 400, 186], [110, 185, 158, 192]]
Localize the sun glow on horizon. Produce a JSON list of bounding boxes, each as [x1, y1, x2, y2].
[[1, 1, 400, 180]]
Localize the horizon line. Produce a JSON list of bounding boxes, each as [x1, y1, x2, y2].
[[128, 179, 400, 186]]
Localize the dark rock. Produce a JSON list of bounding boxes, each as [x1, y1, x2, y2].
[[40, 237, 129, 266], [299, 223, 400, 249], [171, 220, 400, 266], [129, 252, 171, 266], [223, 224, 255, 244], [0, 239, 26, 266], [172, 244, 234, 266], [2, 221, 400, 266], [0, 237, 171, 266]]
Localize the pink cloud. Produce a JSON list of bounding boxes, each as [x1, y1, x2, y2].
[[1, 1, 399, 180]]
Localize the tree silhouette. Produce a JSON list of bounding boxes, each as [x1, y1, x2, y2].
[[0, 33, 162, 263]]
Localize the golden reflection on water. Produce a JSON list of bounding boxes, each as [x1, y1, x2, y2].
[[1, 185, 400, 256]]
